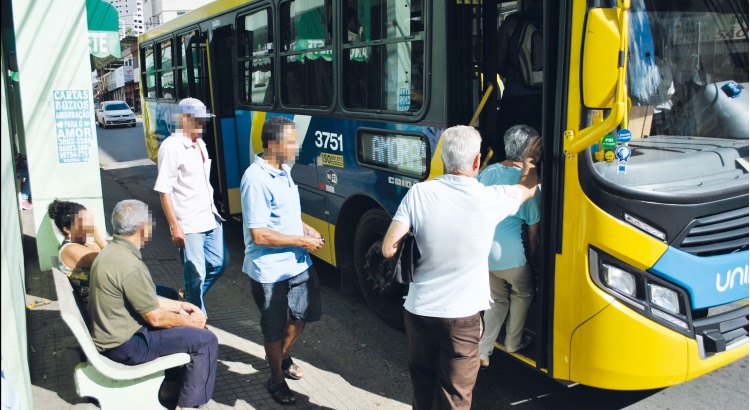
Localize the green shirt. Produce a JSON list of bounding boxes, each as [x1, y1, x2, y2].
[[88, 235, 160, 352]]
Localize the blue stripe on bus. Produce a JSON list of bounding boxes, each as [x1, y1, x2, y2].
[[649, 248, 749, 309], [235, 110, 253, 172], [220, 117, 241, 189]]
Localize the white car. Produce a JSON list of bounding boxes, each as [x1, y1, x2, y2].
[[97, 101, 136, 128]]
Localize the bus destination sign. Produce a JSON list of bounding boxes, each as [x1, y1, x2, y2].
[[52, 90, 95, 164]]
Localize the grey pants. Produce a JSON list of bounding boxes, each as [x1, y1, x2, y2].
[[479, 265, 534, 355]]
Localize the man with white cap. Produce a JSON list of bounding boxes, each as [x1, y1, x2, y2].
[[154, 98, 229, 314]]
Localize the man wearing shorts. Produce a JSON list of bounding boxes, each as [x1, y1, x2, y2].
[[240, 116, 324, 405]]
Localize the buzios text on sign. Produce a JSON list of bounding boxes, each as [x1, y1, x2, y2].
[[53, 90, 95, 164]]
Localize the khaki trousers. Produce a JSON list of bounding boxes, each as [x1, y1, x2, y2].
[[478, 265, 534, 355]]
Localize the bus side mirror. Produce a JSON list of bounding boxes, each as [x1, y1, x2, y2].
[[581, 8, 621, 109]]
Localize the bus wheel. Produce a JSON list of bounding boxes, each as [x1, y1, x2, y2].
[[354, 209, 406, 329]]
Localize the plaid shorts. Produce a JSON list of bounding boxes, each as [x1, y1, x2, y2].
[[250, 268, 322, 342]]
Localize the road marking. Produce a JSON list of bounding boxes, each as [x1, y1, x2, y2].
[[101, 159, 155, 170], [511, 399, 532, 406], [567, 383, 580, 388]]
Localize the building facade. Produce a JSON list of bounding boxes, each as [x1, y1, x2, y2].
[[143, 0, 213, 31], [104, 0, 145, 37]]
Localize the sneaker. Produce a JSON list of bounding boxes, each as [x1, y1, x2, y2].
[[506, 335, 533, 353], [19, 198, 33, 210], [479, 353, 490, 368]]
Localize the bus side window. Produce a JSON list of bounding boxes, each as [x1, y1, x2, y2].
[[141, 45, 157, 99], [342, 0, 423, 113], [177, 31, 195, 98], [280, 0, 333, 108], [157, 39, 175, 100], [238, 9, 273, 105], [343, 6, 366, 108]]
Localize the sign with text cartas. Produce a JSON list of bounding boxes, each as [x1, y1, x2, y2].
[[53, 90, 95, 163]]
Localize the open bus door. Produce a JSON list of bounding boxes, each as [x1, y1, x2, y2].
[[450, 0, 553, 375], [185, 27, 237, 215]]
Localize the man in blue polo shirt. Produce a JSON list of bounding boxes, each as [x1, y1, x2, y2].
[[240, 116, 324, 406]]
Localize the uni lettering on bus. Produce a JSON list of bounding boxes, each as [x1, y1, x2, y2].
[[715, 264, 749, 292]]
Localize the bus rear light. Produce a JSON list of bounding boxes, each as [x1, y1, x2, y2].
[[651, 308, 689, 330], [623, 213, 667, 242], [602, 264, 636, 297], [648, 283, 680, 315]]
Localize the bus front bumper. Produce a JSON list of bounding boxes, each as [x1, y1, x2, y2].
[[569, 300, 749, 390]]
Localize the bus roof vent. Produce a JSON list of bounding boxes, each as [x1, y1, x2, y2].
[[676, 207, 749, 257]]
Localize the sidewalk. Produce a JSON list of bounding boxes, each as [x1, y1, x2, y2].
[[22, 165, 411, 409]]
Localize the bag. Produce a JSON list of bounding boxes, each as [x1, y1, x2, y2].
[[385, 229, 421, 286], [512, 15, 544, 88]]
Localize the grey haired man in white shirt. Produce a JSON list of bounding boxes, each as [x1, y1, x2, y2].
[[382, 125, 540, 409]]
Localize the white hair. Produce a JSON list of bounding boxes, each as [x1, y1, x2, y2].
[[441, 126, 482, 173], [112, 200, 151, 236], [504, 124, 539, 161]]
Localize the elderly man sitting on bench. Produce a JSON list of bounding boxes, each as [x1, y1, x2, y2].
[[88, 199, 218, 410]]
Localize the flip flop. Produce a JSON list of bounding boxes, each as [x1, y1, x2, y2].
[[282, 357, 304, 380], [267, 378, 296, 405]]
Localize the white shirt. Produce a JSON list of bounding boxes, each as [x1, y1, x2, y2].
[[154, 130, 220, 234], [393, 175, 522, 318]]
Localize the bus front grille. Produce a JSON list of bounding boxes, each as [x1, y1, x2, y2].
[[675, 207, 749, 256]]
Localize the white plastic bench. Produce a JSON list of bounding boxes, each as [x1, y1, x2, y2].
[[51, 265, 190, 410]]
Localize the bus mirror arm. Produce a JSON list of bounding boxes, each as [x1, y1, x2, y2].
[[565, 1, 630, 157]]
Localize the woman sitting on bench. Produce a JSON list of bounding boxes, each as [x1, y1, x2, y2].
[[48, 200, 108, 315], [48, 200, 180, 317]]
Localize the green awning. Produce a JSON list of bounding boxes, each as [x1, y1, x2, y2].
[[87, 0, 121, 68]]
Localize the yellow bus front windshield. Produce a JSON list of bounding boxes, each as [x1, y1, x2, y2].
[[587, 0, 748, 199]]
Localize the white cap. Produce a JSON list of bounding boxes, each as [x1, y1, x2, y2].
[[178, 98, 213, 118]]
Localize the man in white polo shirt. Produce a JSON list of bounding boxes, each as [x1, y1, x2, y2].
[[154, 98, 229, 315], [382, 125, 540, 409]]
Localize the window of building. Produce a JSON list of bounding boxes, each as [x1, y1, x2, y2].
[[342, 0, 424, 113], [238, 9, 273, 105], [279, 0, 333, 108]]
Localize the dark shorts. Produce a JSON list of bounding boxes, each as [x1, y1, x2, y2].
[[250, 268, 322, 342]]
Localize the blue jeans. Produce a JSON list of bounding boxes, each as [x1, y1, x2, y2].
[[103, 326, 218, 408], [180, 216, 228, 314], [17, 168, 30, 200]]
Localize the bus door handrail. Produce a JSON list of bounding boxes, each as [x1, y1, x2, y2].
[[470, 82, 497, 167]]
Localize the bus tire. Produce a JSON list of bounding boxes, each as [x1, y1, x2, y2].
[[353, 209, 406, 329]]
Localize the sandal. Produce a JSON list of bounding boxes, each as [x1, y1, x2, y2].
[[282, 357, 303, 380], [267, 378, 296, 405]]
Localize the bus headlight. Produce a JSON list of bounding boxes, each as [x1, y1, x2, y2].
[[602, 264, 636, 297], [589, 246, 692, 337], [648, 283, 680, 315]]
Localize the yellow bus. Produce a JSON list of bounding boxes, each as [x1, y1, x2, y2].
[[139, 0, 749, 389]]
